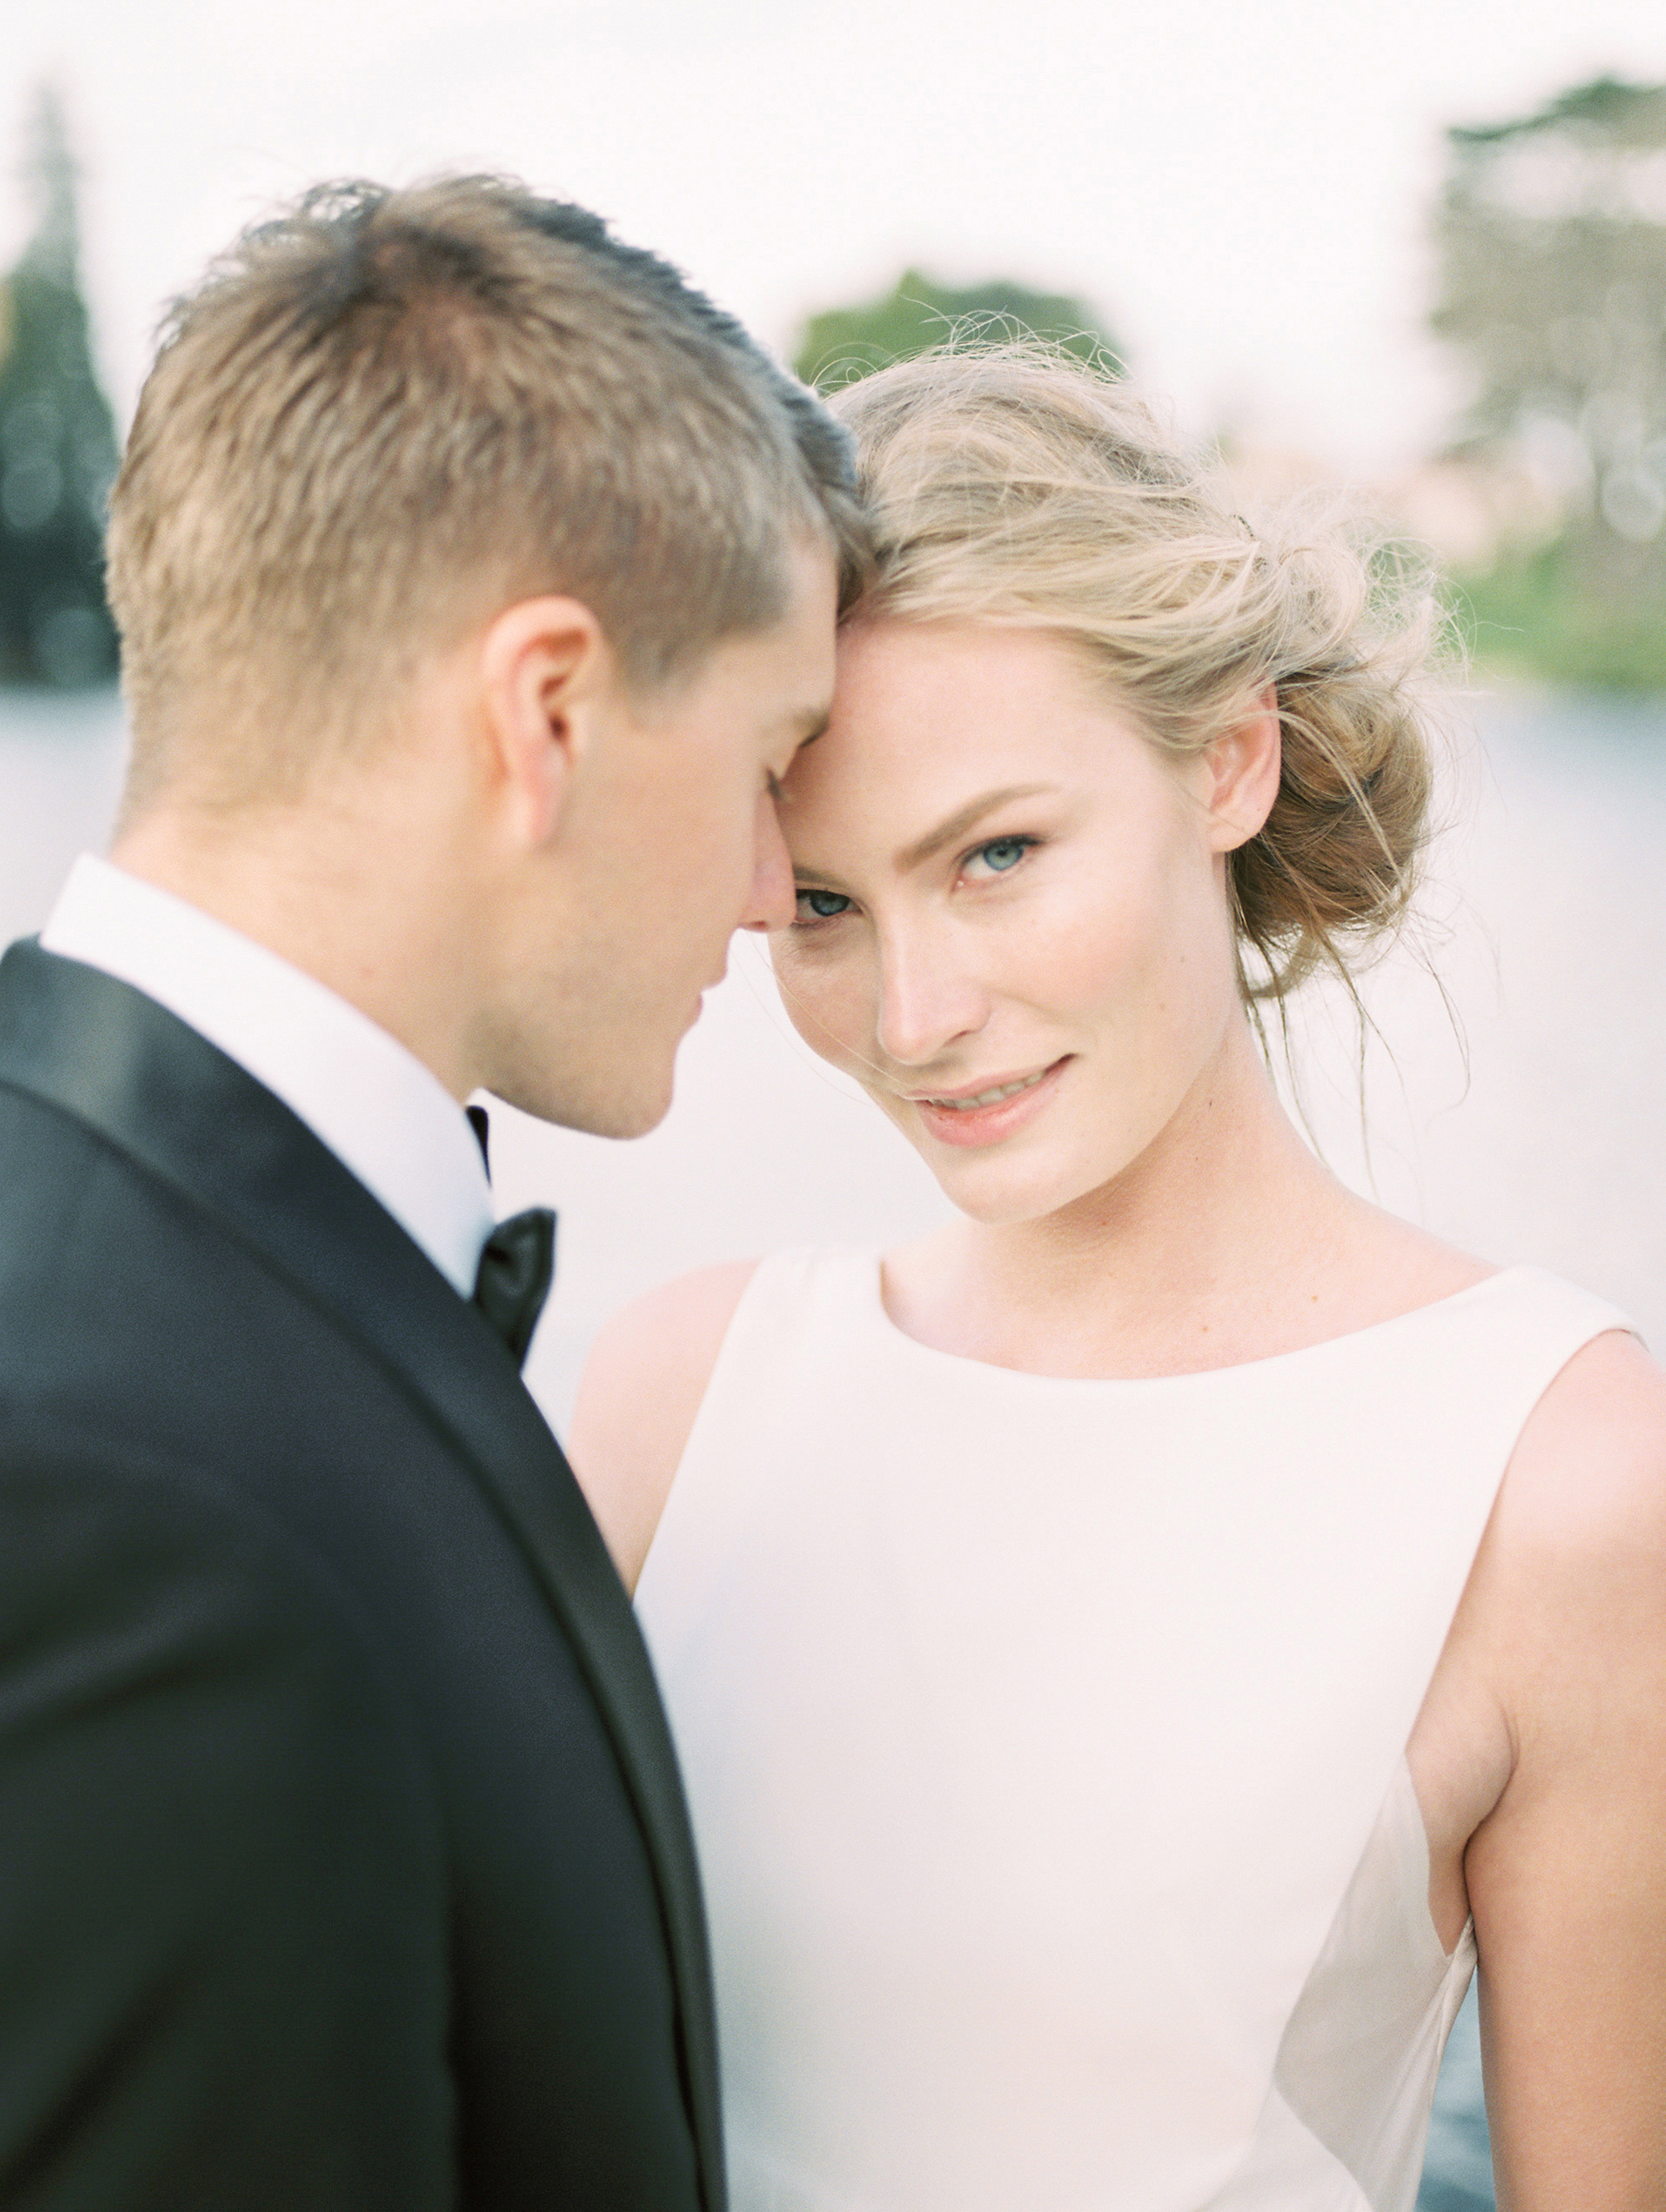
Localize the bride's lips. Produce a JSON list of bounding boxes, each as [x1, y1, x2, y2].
[[905, 1057, 1071, 1148]]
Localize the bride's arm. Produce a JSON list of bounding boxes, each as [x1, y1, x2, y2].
[[1462, 1330, 1666, 2209], [566, 1261, 759, 1592]]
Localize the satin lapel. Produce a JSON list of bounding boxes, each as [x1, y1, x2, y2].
[[0, 941, 725, 2200]]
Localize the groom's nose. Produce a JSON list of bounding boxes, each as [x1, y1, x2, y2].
[[738, 785, 796, 933]]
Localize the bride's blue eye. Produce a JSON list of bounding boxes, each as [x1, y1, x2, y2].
[[965, 836, 1035, 879], [796, 888, 852, 922]]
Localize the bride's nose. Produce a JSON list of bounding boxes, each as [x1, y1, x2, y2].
[[873, 921, 989, 1068]]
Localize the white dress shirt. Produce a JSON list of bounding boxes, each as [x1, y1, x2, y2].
[[41, 854, 496, 1298]]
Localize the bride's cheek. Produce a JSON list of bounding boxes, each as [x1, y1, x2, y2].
[[772, 945, 865, 1058]]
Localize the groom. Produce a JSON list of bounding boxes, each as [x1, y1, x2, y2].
[[0, 178, 860, 2209]]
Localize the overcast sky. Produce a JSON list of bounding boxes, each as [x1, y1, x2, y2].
[[7, 0, 1665, 471]]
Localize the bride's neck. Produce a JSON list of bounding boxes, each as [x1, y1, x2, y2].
[[890, 1023, 1365, 1378]]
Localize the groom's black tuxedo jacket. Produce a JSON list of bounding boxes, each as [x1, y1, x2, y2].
[[0, 939, 723, 2211]]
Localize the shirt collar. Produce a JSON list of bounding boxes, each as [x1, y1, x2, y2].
[[40, 854, 496, 1298]]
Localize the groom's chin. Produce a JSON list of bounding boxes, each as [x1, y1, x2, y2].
[[496, 1064, 677, 1143], [588, 1086, 676, 1142]]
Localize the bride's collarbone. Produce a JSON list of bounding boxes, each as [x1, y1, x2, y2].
[[881, 1226, 1491, 1382]]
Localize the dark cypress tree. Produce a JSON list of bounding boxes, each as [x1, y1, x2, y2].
[[0, 87, 119, 688]]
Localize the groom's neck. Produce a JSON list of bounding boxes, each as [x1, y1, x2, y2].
[[110, 724, 490, 1104]]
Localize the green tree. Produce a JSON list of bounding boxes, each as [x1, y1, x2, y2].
[[0, 86, 121, 689], [1432, 76, 1666, 686], [791, 268, 1122, 390]]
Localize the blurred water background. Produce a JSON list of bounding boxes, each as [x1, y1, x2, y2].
[[8, 678, 1663, 2209]]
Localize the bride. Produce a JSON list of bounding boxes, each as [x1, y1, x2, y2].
[[569, 348, 1666, 2210]]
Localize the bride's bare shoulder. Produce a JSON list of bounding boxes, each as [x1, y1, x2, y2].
[[1493, 1323, 1666, 1568], [1449, 1326, 1666, 2193], [567, 1259, 761, 1592], [1461, 1320, 1666, 1800]]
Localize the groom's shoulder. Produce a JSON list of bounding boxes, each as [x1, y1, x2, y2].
[[0, 1010, 424, 1487], [0, 1036, 208, 1318], [0, 946, 451, 1409], [0, 1031, 251, 1318]]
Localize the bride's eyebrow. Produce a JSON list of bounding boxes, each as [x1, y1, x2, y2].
[[893, 785, 1057, 871]]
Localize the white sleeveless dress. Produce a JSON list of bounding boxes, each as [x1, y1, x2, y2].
[[636, 1252, 1628, 2212]]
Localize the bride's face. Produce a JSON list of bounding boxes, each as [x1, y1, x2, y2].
[[769, 619, 1259, 1228]]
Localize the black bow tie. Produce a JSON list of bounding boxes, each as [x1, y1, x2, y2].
[[463, 1104, 555, 1366], [472, 1209, 556, 1368]]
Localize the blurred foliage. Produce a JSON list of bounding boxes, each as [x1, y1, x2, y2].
[[1455, 541, 1666, 690], [791, 269, 1121, 390], [1433, 75, 1666, 688], [0, 87, 120, 690]]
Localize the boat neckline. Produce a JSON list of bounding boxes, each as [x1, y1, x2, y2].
[[855, 1250, 1527, 1389]]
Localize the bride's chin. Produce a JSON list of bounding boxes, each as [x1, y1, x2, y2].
[[920, 1127, 1162, 1228], [919, 1157, 1086, 1230]]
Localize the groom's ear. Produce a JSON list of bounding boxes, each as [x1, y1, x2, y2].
[[477, 595, 614, 846]]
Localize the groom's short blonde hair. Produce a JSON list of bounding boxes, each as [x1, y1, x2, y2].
[[107, 177, 866, 812]]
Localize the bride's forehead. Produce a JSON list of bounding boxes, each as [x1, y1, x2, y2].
[[811, 629, 1152, 805]]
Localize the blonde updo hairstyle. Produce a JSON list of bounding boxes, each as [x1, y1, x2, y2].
[[830, 347, 1442, 1008]]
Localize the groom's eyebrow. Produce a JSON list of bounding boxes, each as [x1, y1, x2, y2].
[[895, 784, 1055, 872]]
